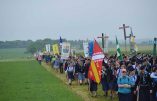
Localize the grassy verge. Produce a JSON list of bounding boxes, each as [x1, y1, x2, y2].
[[0, 60, 83, 101]]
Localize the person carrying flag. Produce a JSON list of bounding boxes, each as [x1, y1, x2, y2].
[[88, 40, 104, 97]]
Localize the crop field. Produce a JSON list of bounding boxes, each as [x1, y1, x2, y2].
[[108, 44, 153, 55], [77, 44, 154, 56], [0, 48, 32, 61]]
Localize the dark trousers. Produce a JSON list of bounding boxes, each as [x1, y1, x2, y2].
[[90, 80, 97, 91], [118, 93, 132, 101], [131, 93, 136, 101], [59, 64, 63, 73], [131, 88, 137, 101], [152, 85, 157, 101], [139, 87, 150, 101]]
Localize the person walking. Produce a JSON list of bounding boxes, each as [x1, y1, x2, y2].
[[66, 62, 75, 85], [117, 68, 133, 101], [135, 65, 152, 101]]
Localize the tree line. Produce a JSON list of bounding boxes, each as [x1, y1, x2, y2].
[[0, 38, 152, 54], [0, 39, 84, 54], [0, 40, 33, 49]]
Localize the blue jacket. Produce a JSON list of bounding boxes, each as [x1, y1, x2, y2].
[[117, 76, 134, 94]]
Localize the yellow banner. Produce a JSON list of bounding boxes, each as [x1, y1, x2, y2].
[[52, 44, 59, 55]]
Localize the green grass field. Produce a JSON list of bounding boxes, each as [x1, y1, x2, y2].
[[0, 60, 83, 101], [0, 46, 155, 101], [0, 46, 117, 101], [0, 48, 32, 61]]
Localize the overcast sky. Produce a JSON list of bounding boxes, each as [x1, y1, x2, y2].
[[0, 0, 157, 41]]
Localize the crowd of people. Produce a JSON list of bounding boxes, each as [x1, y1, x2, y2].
[[36, 53, 157, 101]]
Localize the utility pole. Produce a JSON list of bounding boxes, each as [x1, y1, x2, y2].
[[97, 33, 109, 53], [119, 24, 129, 54]]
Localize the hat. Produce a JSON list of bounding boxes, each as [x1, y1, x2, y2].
[[136, 58, 142, 64], [140, 65, 145, 70], [128, 66, 135, 72]]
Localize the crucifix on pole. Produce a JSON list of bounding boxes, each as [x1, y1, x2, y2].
[[119, 24, 130, 54], [97, 33, 109, 53]]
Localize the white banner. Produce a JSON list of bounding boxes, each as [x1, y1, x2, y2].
[[61, 42, 70, 59], [46, 44, 51, 52], [83, 42, 89, 57]]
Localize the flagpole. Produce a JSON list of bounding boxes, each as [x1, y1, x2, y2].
[[153, 37, 157, 57], [116, 36, 123, 61], [59, 36, 63, 55]]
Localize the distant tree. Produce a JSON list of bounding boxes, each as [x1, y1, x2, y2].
[[0, 40, 33, 49], [0, 38, 85, 54]]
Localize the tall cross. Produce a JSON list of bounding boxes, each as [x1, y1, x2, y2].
[[119, 24, 130, 53], [97, 33, 109, 53]]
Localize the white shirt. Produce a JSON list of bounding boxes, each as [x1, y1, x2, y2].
[[150, 72, 157, 79], [67, 66, 74, 72]]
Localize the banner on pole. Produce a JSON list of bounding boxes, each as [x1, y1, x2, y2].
[[45, 44, 51, 52], [61, 42, 70, 59], [52, 44, 59, 55], [83, 42, 89, 57]]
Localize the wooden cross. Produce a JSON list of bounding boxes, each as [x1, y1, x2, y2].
[[119, 24, 130, 40], [119, 24, 130, 53], [97, 33, 109, 53]]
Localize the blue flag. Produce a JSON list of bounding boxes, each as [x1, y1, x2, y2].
[[88, 41, 94, 57], [59, 36, 62, 44]]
